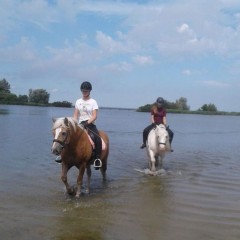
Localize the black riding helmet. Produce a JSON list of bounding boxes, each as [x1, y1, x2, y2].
[[156, 97, 164, 104], [80, 81, 92, 91]]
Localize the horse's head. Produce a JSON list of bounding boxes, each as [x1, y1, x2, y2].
[[155, 124, 169, 151], [51, 117, 76, 156]]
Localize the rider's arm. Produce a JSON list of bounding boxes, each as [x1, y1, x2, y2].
[[151, 114, 155, 123], [73, 108, 79, 121], [163, 116, 167, 126], [87, 109, 98, 124]]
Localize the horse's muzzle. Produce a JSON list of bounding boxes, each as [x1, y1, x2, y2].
[[51, 140, 64, 155], [158, 142, 166, 151]]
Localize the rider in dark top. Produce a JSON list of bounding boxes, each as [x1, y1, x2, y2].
[[140, 97, 174, 151]]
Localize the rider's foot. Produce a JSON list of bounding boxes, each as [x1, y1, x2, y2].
[[140, 143, 146, 149], [55, 156, 62, 164], [93, 158, 102, 170]]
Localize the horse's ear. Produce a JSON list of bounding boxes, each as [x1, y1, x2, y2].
[[64, 117, 69, 126], [52, 117, 56, 122]]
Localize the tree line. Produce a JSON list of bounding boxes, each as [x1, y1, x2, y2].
[[0, 78, 72, 107], [0, 78, 229, 113], [137, 97, 218, 112]]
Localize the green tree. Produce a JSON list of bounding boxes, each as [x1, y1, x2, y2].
[[18, 95, 29, 104], [51, 101, 72, 108], [199, 103, 217, 112], [5, 93, 18, 103], [29, 89, 50, 104], [0, 78, 11, 93], [137, 104, 152, 112], [175, 97, 190, 110]]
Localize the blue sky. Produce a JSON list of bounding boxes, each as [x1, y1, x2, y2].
[[1, 0, 240, 111]]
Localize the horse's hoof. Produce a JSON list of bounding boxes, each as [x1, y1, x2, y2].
[[67, 187, 75, 196], [75, 194, 80, 198]]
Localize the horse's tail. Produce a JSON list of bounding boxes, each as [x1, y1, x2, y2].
[[96, 131, 108, 172]]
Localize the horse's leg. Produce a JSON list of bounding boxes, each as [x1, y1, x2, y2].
[[159, 152, 165, 169], [155, 155, 159, 167], [100, 159, 107, 182], [85, 165, 92, 194], [61, 164, 74, 195], [149, 150, 156, 172], [76, 165, 86, 198]]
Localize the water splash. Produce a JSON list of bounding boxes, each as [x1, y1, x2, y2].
[[134, 168, 167, 176]]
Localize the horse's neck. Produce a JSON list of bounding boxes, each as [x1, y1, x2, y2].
[[69, 125, 86, 143]]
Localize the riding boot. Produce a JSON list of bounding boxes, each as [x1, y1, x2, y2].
[[55, 155, 62, 164], [140, 124, 154, 149], [140, 143, 146, 149], [167, 126, 174, 152], [94, 136, 102, 170]]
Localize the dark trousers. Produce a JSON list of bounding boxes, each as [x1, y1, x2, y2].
[[81, 121, 102, 159], [142, 123, 174, 145]]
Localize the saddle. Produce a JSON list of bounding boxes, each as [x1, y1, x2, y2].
[[85, 130, 106, 167], [86, 130, 106, 151]]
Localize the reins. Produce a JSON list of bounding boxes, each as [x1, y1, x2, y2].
[[52, 122, 85, 149], [52, 126, 69, 149], [154, 126, 167, 146], [83, 125, 102, 139]]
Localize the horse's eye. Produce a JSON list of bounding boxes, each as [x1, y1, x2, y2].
[[61, 132, 67, 136]]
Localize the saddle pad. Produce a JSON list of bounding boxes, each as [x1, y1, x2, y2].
[[86, 131, 106, 150]]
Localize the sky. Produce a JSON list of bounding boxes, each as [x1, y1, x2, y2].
[[0, 0, 240, 111]]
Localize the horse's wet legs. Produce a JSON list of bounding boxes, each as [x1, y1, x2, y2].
[[76, 165, 85, 198], [155, 156, 159, 167], [149, 151, 156, 172], [100, 168, 107, 182], [61, 164, 74, 195], [86, 166, 92, 194]]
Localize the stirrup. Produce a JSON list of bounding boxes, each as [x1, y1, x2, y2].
[[93, 158, 102, 168]]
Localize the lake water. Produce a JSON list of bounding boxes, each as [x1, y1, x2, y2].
[[1, 105, 240, 240]]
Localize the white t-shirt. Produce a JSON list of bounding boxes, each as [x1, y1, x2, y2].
[[75, 98, 99, 124]]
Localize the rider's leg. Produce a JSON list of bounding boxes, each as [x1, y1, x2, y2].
[[88, 124, 102, 169], [166, 127, 174, 152], [141, 124, 155, 149]]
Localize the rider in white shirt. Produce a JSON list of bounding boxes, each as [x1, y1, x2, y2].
[[73, 81, 102, 169]]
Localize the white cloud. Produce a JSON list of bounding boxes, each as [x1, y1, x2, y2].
[[182, 69, 192, 75], [202, 80, 231, 88], [0, 37, 36, 62], [104, 62, 132, 72], [132, 55, 153, 65], [178, 23, 190, 33]]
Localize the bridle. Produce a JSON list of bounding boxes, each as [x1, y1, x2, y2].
[[155, 127, 168, 146], [52, 126, 70, 149], [158, 140, 166, 146], [52, 123, 85, 149]]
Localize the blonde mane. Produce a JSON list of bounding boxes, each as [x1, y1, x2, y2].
[[52, 117, 78, 132]]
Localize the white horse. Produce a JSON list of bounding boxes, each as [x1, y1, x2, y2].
[[146, 124, 171, 173]]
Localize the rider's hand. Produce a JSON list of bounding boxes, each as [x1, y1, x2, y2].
[[82, 122, 89, 129]]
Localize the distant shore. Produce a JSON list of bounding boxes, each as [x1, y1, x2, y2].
[[1, 103, 239, 116], [137, 108, 240, 116]]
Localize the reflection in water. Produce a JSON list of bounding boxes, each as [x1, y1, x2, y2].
[[55, 199, 107, 240], [1, 106, 240, 240], [0, 108, 10, 115]]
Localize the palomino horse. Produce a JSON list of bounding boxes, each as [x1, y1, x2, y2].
[[146, 124, 171, 173], [51, 117, 109, 197]]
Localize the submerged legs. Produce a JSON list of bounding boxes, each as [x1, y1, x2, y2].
[[61, 164, 74, 195], [76, 165, 86, 198]]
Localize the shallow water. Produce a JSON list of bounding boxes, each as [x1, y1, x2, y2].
[[1, 105, 240, 240]]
